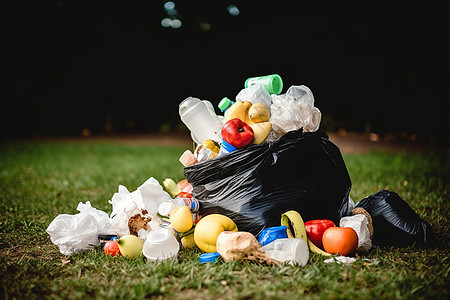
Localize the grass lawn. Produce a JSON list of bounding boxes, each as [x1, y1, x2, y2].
[[0, 139, 449, 299]]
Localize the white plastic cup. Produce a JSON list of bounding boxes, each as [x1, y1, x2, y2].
[[179, 97, 223, 144], [262, 238, 309, 266], [142, 227, 180, 262]]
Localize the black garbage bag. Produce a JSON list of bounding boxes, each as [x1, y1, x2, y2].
[[355, 189, 436, 247], [184, 129, 352, 236]]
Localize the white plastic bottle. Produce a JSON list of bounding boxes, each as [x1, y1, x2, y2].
[[261, 238, 309, 266], [179, 97, 223, 144]]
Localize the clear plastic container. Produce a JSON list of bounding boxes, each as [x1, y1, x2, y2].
[[262, 238, 309, 266], [142, 227, 180, 262], [179, 97, 223, 144]]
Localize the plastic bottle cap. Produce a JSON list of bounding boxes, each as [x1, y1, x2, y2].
[[199, 252, 220, 263], [218, 97, 234, 112], [269, 74, 283, 95]]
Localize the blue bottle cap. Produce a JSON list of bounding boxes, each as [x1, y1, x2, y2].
[[199, 252, 221, 263]]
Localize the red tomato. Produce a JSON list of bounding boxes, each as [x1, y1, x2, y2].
[[305, 219, 336, 249], [104, 240, 121, 257], [322, 227, 358, 256]]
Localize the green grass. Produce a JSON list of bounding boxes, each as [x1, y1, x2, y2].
[[0, 140, 449, 299]]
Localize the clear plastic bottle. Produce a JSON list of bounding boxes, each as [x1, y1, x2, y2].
[[179, 97, 223, 144]]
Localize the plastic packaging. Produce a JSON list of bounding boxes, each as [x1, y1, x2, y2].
[[142, 227, 180, 261], [235, 85, 272, 107], [261, 238, 309, 266], [185, 130, 352, 236], [258, 226, 288, 246], [218, 140, 237, 156], [46, 201, 115, 255], [355, 189, 436, 247], [267, 85, 321, 141], [244, 74, 283, 95], [179, 97, 223, 144], [109, 177, 172, 236]]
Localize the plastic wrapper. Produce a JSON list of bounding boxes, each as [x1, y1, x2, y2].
[[46, 201, 115, 255], [267, 85, 321, 142], [109, 177, 171, 236], [184, 129, 352, 236], [235, 85, 272, 107], [355, 189, 436, 247]]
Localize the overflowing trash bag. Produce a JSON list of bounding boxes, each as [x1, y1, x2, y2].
[[184, 129, 352, 236], [355, 190, 437, 247]]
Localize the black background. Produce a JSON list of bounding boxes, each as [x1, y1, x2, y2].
[[8, 1, 449, 140]]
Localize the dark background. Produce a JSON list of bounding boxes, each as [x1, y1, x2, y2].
[[7, 1, 449, 141]]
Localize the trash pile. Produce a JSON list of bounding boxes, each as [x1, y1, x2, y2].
[[47, 74, 436, 265]]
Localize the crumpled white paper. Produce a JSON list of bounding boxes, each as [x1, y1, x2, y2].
[[324, 256, 357, 264], [46, 201, 115, 255], [109, 177, 172, 237], [340, 214, 372, 252], [266, 85, 322, 142]]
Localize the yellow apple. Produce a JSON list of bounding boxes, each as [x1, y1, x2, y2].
[[170, 206, 193, 233], [181, 233, 197, 249], [194, 214, 238, 253]]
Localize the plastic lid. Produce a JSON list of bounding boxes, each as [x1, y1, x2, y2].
[[218, 97, 234, 112], [199, 252, 220, 263]]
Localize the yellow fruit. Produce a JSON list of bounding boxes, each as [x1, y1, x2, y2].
[[249, 122, 272, 144], [181, 233, 197, 249], [117, 235, 143, 259], [170, 206, 194, 233], [248, 103, 270, 123], [225, 101, 252, 124], [194, 214, 238, 253], [163, 178, 180, 198]]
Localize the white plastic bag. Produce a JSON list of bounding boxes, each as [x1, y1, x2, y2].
[[235, 85, 272, 107], [340, 214, 372, 252], [109, 177, 171, 236], [46, 201, 114, 255], [267, 85, 322, 141]]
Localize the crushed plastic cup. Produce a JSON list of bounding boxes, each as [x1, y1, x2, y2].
[[142, 227, 180, 262], [261, 238, 309, 266]]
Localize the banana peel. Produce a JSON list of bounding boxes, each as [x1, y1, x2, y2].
[[281, 210, 332, 257]]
